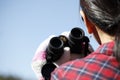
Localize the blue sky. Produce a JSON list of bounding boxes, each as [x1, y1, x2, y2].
[[0, 0, 99, 79]]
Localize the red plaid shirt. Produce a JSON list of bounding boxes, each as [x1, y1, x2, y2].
[[51, 41, 120, 80]]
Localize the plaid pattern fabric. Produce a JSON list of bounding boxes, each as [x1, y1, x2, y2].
[[51, 41, 120, 80]]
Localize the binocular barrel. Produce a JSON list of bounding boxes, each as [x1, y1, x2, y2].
[[46, 37, 64, 62], [68, 27, 85, 53]]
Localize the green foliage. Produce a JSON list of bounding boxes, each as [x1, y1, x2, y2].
[[0, 75, 21, 80]]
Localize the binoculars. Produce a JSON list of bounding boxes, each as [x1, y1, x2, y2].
[[46, 27, 91, 62], [42, 27, 94, 80]]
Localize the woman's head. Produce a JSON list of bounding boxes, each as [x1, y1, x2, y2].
[[80, 0, 120, 62], [80, 0, 120, 36]]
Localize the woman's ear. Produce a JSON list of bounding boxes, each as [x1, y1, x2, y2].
[[80, 10, 101, 44], [80, 10, 94, 34]]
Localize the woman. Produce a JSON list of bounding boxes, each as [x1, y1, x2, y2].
[[50, 0, 120, 80]]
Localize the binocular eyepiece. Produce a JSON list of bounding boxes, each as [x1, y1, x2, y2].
[[46, 27, 90, 62]]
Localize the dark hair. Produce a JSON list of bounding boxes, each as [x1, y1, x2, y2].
[[80, 0, 120, 62]]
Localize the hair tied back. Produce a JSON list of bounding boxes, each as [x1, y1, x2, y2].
[[108, 15, 120, 28], [115, 15, 120, 24]]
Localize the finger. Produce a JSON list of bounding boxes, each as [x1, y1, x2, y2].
[[60, 31, 70, 38], [54, 47, 70, 66]]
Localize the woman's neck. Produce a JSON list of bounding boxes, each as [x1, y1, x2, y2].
[[97, 27, 115, 44]]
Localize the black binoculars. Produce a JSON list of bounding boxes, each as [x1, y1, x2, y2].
[[42, 27, 94, 80], [45, 27, 91, 62]]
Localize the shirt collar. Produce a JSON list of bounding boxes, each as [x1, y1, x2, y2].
[[95, 41, 115, 56]]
